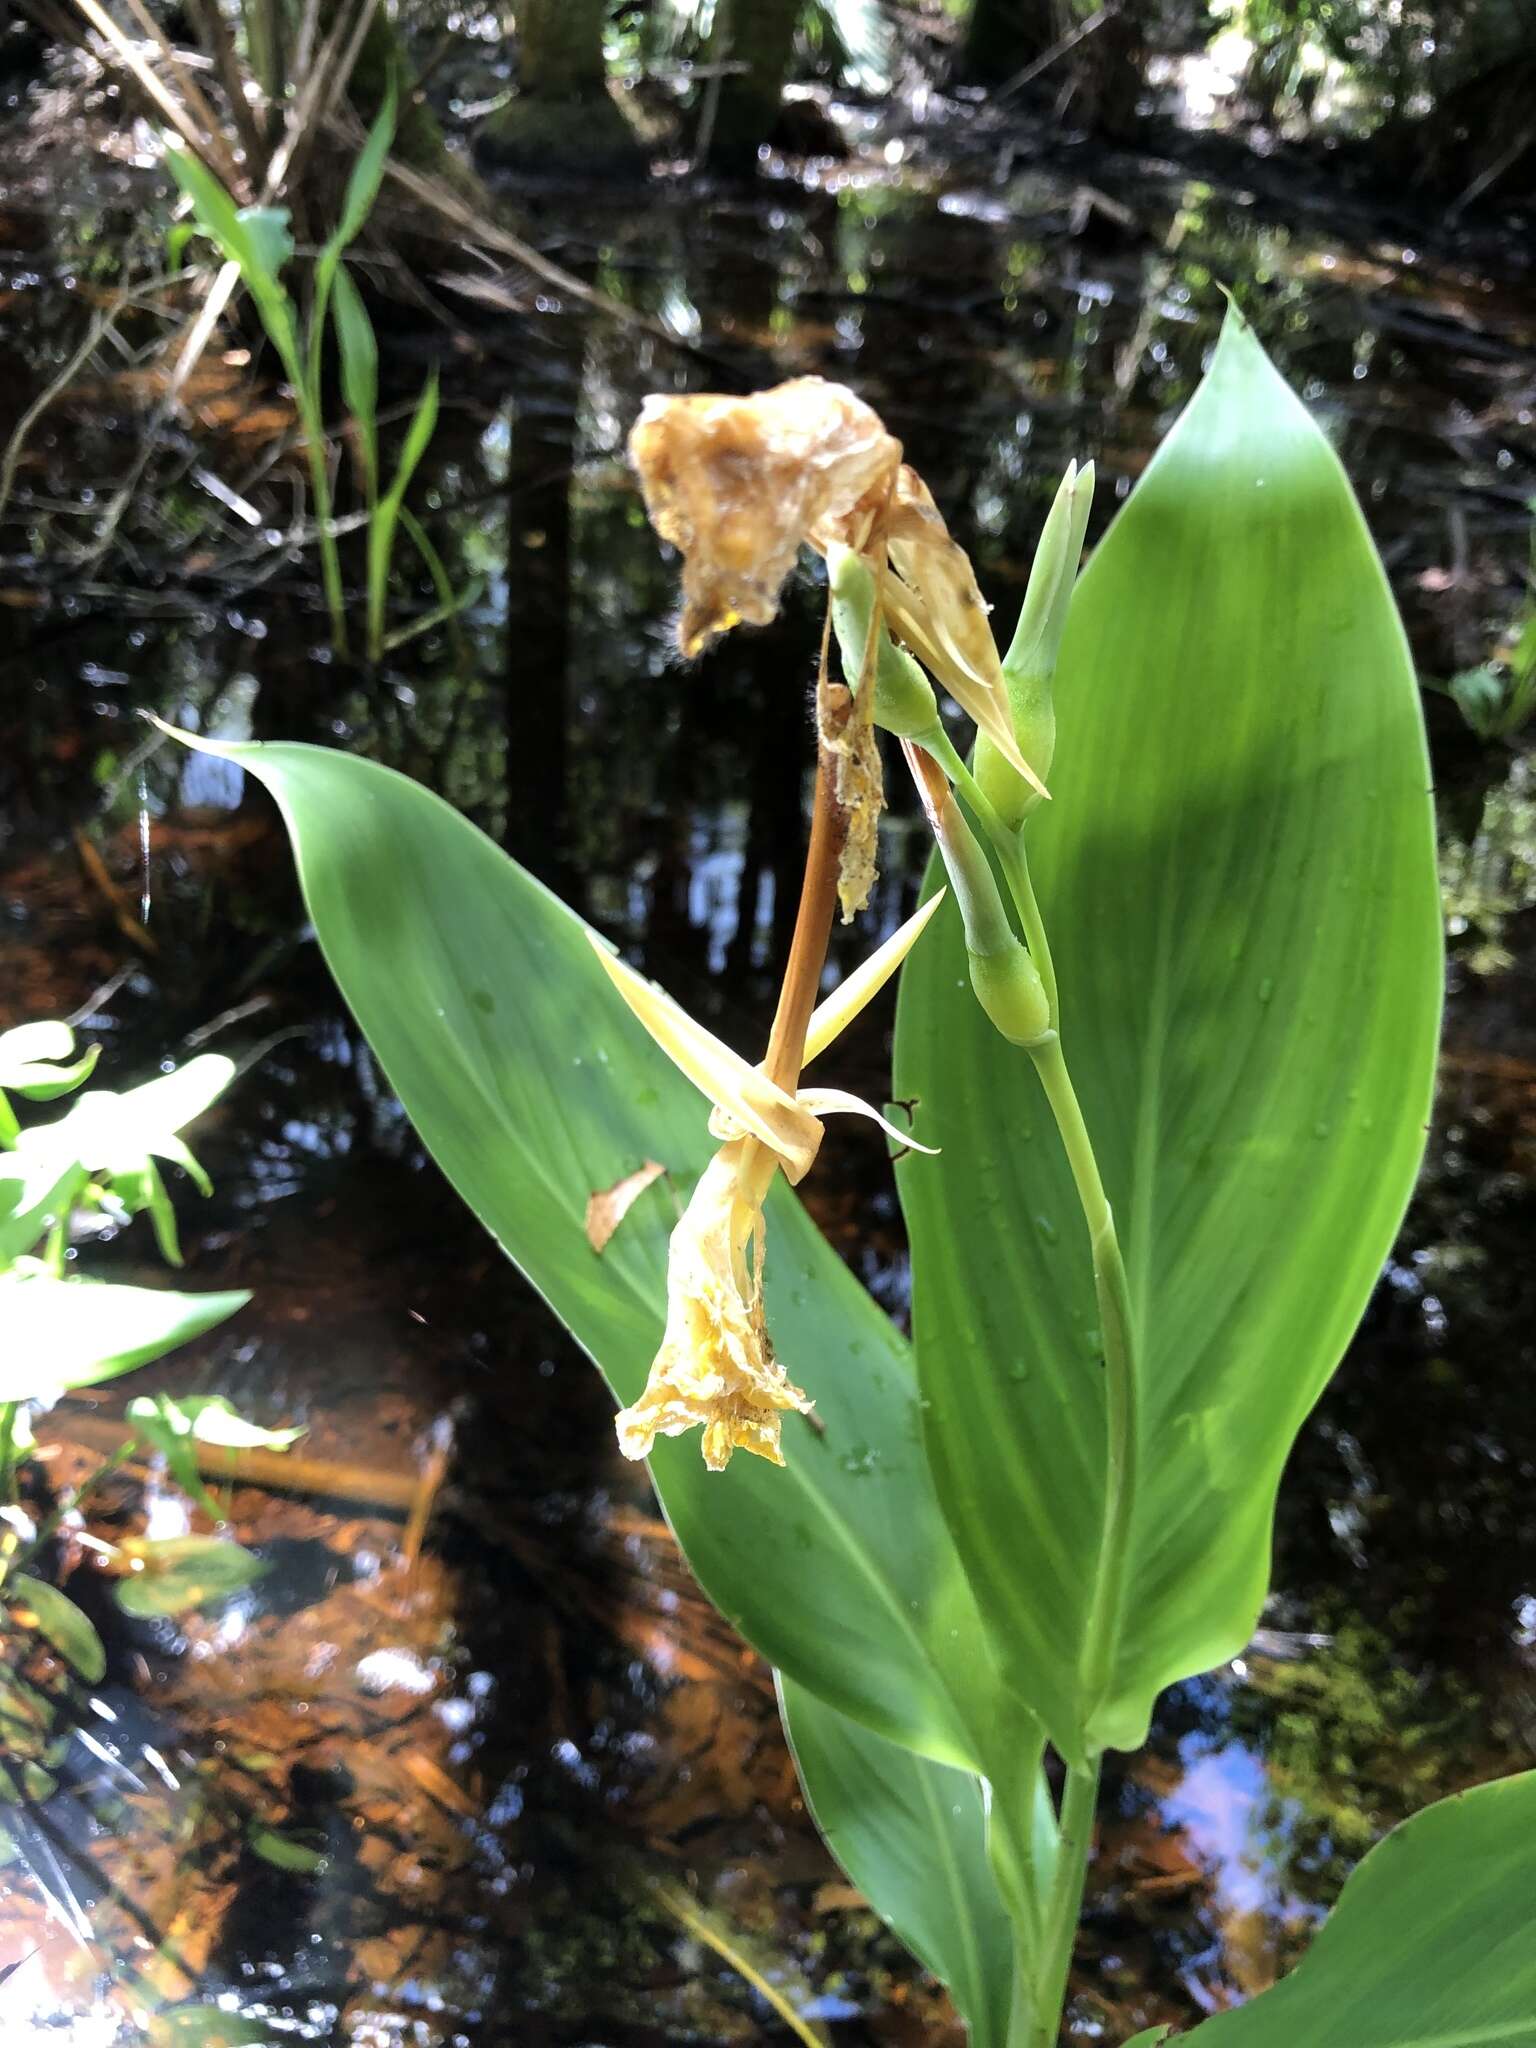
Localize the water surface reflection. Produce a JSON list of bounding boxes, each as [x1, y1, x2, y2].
[[0, 115, 1533, 2044]]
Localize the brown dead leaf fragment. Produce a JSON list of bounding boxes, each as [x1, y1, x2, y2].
[[817, 674, 883, 923], [585, 1159, 666, 1253], [628, 377, 899, 656]]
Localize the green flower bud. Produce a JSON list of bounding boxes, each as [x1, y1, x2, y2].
[[967, 942, 1051, 1047], [905, 740, 1052, 1046], [827, 541, 939, 739], [975, 459, 1095, 830]]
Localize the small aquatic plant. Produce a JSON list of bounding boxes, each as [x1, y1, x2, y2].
[[1433, 492, 1536, 741], [163, 309, 1536, 2044], [0, 1022, 295, 1808], [166, 91, 459, 663]]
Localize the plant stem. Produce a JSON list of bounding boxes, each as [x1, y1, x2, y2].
[[996, 831, 1058, 1023], [1028, 1032, 1138, 1718], [43, 1216, 67, 1278], [918, 728, 1009, 842], [762, 749, 843, 1095], [991, 837, 1135, 1717], [300, 404, 348, 656], [277, 328, 346, 655], [1024, 1758, 1101, 2048], [739, 745, 846, 1223], [15, 1438, 140, 1571]]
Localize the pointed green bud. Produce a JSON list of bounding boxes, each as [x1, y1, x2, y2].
[[975, 460, 1095, 830], [904, 742, 1051, 1046], [828, 541, 940, 740]]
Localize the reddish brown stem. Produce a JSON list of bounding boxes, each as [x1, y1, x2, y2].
[[762, 747, 844, 1096]]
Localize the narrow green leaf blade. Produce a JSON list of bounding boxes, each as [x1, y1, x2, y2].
[[331, 265, 380, 489], [1161, 1772, 1536, 2046], [383, 369, 440, 512], [184, 737, 994, 1770], [329, 86, 395, 256], [150, 2008, 282, 2046], [896, 311, 1443, 1761], [778, 1672, 1016, 2048], [247, 1822, 327, 1874]]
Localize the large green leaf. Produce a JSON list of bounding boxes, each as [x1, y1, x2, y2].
[[183, 738, 999, 1770], [1127, 1771, 1536, 2047], [778, 1672, 1017, 2048], [896, 312, 1443, 1762]]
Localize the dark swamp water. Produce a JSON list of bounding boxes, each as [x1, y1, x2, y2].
[[1, 92, 1534, 2048]]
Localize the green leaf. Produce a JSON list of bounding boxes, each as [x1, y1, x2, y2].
[[163, 150, 302, 372], [331, 265, 379, 493], [115, 1536, 266, 1617], [0, 1662, 52, 1720], [164, 735, 998, 1772], [1155, 1772, 1536, 2046], [129, 1393, 303, 1454], [386, 368, 439, 508], [778, 1672, 1016, 2048], [0, 1275, 249, 1399], [234, 206, 294, 285], [126, 1394, 302, 1521], [9, 1576, 106, 1684], [328, 85, 396, 258], [0, 1158, 85, 1268], [165, 148, 251, 259], [15, 1053, 233, 1254], [0, 1022, 99, 1098], [896, 310, 1443, 1762], [19, 1761, 55, 1802], [149, 2005, 282, 2046], [246, 1822, 327, 1873]]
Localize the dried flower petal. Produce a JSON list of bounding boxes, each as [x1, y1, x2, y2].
[[628, 378, 900, 657], [615, 1142, 813, 1471], [879, 470, 1049, 799], [886, 468, 1001, 690]]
